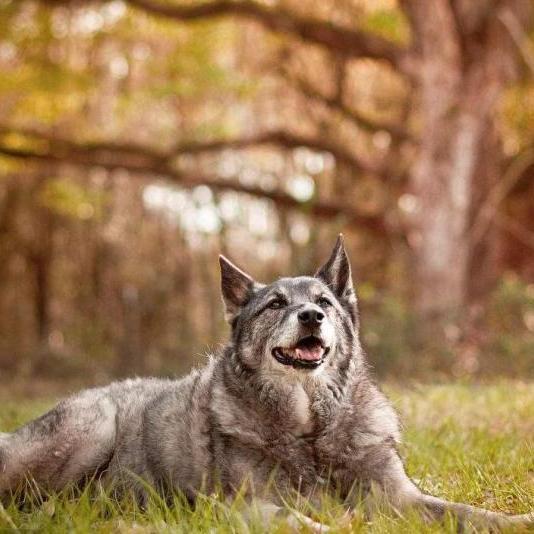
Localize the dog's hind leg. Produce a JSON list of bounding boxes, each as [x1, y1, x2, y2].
[[0, 394, 117, 496]]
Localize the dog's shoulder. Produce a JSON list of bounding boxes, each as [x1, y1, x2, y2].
[[323, 375, 401, 444]]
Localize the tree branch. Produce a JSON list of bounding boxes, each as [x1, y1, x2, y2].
[[470, 147, 534, 246], [493, 211, 534, 252], [0, 132, 386, 233], [0, 125, 379, 175], [43, 0, 406, 68], [172, 130, 381, 174], [127, 0, 406, 66], [280, 68, 413, 142]]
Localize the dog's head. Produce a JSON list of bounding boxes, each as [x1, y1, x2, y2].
[[220, 235, 359, 373]]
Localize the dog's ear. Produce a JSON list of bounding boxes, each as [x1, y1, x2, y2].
[[315, 234, 358, 322], [219, 255, 257, 323]]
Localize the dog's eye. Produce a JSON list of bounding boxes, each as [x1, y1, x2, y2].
[[317, 297, 332, 308], [268, 299, 286, 310]]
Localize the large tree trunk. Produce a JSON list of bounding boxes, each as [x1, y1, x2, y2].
[[28, 201, 56, 370], [406, 0, 528, 317]]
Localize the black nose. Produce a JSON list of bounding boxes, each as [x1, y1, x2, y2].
[[298, 307, 325, 326]]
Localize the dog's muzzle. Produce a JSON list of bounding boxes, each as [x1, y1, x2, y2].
[[272, 335, 330, 369]]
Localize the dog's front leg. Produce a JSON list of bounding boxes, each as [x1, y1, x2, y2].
[[350, 449, 534, 530], [415, 493, 534, 530]]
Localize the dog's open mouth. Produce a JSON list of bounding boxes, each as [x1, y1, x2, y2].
[[272, 336, 330, 369]]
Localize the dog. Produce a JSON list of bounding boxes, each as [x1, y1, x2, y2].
[[0, 236, 532, 531]]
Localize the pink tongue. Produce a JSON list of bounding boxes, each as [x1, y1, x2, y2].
[[295, 345, 324, 361]]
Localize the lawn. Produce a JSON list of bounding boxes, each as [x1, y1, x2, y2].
[[0, 381, 532, 532]]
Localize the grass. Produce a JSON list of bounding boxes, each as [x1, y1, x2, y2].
[[0, 381, 532, 532]]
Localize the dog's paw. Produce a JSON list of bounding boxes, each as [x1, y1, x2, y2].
[[287, 510, 330, 533]]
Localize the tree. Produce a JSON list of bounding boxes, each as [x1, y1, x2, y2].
[[115, 0, 533, 316], [1, 0, 533, 322], [402, 0, 532, 315]]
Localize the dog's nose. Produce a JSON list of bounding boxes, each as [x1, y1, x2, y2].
[[298, 307, 324, 326]]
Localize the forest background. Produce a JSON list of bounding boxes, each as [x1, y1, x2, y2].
[[0, 0, 533, 388]]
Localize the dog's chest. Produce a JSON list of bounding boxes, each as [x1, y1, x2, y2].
[[290, 384, 313, 435]]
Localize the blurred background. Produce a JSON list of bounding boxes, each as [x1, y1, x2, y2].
[[0, 0, 532, 388]]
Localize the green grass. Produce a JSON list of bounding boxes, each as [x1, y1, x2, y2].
[[0, 382, 533, 532]]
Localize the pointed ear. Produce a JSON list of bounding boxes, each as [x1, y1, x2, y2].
[[219, 255, 256, 323], [315, 235, 357, 320]]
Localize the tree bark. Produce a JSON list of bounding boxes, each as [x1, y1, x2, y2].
[[406, 0, 528, 316], [28, 203, 55, 359]]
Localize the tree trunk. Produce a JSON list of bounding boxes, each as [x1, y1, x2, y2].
[[407, 0, 528, 317], [28, 202, 56, 369]]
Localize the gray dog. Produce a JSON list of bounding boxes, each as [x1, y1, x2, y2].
[[0, 236, 532, 531]]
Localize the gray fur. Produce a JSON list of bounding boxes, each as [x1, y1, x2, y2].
[[1, 236, 532, 530]]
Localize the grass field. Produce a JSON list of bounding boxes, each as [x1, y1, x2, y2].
[[0, 381, 532, 532]]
